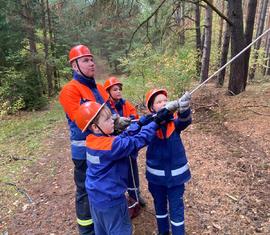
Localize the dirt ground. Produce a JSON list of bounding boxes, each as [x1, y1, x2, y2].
[[3, 82, 270, 235]]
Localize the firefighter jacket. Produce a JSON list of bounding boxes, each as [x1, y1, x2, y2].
[[107, 98, 139, 119], [146, 109, 192, 187], [59, 72, 109, 160], [85, 122, 159, 209]]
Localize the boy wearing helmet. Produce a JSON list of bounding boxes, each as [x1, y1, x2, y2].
[[145, 89, 192, 235], [104, 76, 146, 210], [74, 101, 172, 235], [59, 45, 109, 235]]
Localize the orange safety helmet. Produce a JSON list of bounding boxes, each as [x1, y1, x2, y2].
[[75, 102, 106, 132], [104, 76, 122, 91], [69, 45, 93, 63], [145, 88, 168, 111]]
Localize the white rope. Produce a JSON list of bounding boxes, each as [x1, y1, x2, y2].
[[190, 27, 270, 95], [128, 156, 139, 209]]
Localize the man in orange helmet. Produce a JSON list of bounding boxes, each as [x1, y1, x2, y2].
[[59, 44, 109, 235]]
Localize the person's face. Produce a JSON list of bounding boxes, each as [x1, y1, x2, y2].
[[152, 94, 168, 112], [95, 108, 114, 135], [109, 85, 122, 101], [73, 56, 95, 77]]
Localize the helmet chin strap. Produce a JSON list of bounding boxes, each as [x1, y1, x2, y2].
[[75, 59, 92, 79], [95, 123, 110, 137]]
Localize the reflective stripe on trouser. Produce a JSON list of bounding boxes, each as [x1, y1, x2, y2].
[[73, 159, 94, 235], [127, 157, 140, 199], [148, 183, 185, 235]]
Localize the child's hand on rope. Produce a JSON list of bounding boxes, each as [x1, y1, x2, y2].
[[178, 91, 191, 113]]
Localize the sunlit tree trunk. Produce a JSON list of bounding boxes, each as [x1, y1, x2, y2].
[[195, 1, 202, 76], [41, 0, 53, 97], [248, 0, 269, 80], [200, 1, 213, 82], [216, 2, 230, 87], [243, 0, 258, 85]]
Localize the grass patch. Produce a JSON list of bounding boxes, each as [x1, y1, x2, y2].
[[0, 99, 66, 229]]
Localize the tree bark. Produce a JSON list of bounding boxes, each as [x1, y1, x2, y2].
[[243, 0, 258, 85], [195, 2, 202, 76], [248, 0, 269, 80], [200, 1, 213, 83], [41, 0, 53, 97], [217, 0, 225, 49], [46, 0, 59, 91], [179, 1, 185, 45], [227, 0, 246, 95], [20, 0, 42, 96], [216, 2, 230, 87], [263, 9, 270, 75]]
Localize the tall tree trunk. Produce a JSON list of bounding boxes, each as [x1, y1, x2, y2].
[[217, 0, 225, 49], [227, 0, 246, 95], [243, 0, 258, 85], [46, 0, 59, 92], [249, 0, 269, 80], [41, 0, 53, 97], [263, 10, 270, 75], [213, 0, 225, 81], [179, 1, 185, 45], [216, 2, 230, 87], [175, 2, 185, 46], [20, 0, 42, 96], [200, 1, 213, 83], [195, 2, 202, 76]]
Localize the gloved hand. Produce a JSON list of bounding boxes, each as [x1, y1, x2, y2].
[[137, 114, 154, 127], [165, 100, 179, 112], [154, 108, 172, 125], [178, 91, 191, 113], [113, 115, 131, 133]]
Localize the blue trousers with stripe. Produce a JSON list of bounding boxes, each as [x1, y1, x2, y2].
[[148, 183, 185, 235], [73, 159, 94, 235], [90, 200, 132, 235]]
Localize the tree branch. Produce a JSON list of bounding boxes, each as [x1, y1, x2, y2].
[[128, 0, 168, 52], [202, 0, 232, 26]]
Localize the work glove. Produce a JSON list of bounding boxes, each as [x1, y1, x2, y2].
[[165, 91, 192, 113], [137, 114, 154, 127], [154, 108, 172, 125], [112, 115, 131, 133], [178, 91, 191, 113]]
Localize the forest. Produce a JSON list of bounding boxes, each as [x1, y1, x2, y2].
[[0, 0, 270, 234]]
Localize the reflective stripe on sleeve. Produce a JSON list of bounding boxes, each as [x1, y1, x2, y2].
[[171, 163, 189, 176], [77, 218, 93, 226], [86, 153, 100, 164], [71, 140, 86, 147], [146, 166, 165, 176]]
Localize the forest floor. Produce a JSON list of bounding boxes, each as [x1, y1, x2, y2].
[[1, 80, 270, 235]]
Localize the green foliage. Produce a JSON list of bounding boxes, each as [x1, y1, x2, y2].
[[120, 44, 197, 104], [0, 65, 48, 115]]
